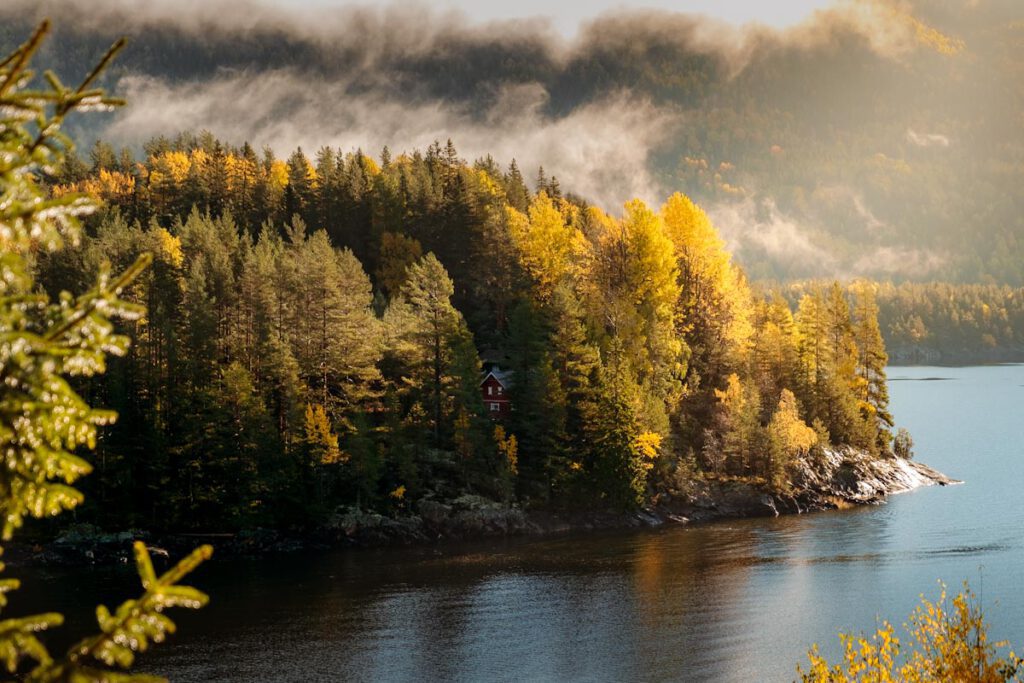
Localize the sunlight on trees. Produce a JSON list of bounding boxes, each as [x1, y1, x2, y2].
[[0, 21, 209, 680]]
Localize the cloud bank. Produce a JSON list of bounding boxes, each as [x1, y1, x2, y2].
[[1, 0, 972, 279], [107, 73, 677, 207], [711, 196, 945, 279]]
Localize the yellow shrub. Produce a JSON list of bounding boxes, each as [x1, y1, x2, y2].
[[800, 583, 1022, 682]]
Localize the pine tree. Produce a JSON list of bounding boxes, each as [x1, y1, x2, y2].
[[581, 363, 658, 508], [0, 22, 209, 680], [506, 300, 568, 497], [795, 288, 827, 417], [376, 231, 423, 298], [822, 282, 862, 445], [392, 254, 480, 444], [504, 158, 530, 212], [709, 374, 763, 476], [852, 281, 894, 452]]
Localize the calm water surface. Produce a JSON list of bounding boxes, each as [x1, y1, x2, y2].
[[20, 365, 1024, 681]]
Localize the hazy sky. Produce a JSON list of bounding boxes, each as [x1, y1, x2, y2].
[[279, 0, 836, 36]]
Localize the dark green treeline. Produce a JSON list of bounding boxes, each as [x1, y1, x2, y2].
[[44, 133, 895, 531]]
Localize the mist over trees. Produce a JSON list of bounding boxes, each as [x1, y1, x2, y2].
[[3, 0, 1024, 283]]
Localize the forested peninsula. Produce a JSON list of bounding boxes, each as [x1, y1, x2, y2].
[[31, 134, 951, 558]]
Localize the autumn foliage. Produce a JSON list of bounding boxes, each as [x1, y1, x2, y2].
[[800, 584, 1022, 682]]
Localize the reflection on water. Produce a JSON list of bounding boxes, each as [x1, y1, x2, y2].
[[17, 365, 1024, 682]]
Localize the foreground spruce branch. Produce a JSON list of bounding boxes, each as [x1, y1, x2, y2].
[[0, 22, 209, 680]]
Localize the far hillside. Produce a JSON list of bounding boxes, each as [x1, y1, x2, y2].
[[4, 0, 1024, 283]]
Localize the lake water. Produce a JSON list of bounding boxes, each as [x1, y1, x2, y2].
[[18, 365, 1024, 681]]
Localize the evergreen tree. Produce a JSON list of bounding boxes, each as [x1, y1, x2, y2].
[[581, 363, 658, 508], [504, 158, 531, 212], [391, 254, 481, 444], [506, 300, 568, 497], [0, 22, 209, 679], [852, 281, 894, 452]]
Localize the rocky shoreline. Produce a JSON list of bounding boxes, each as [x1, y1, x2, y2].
[[11, 448, 956, 567]]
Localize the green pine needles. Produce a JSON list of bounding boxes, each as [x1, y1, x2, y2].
[[1, 21, 210, 681]]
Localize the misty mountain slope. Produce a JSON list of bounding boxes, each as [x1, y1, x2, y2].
[[3, 0, 1022, 283]]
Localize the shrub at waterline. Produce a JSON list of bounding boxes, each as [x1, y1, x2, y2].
[[799, 583, 1022, 682]]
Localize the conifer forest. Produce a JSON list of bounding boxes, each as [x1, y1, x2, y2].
[[4, 2, 1024, 681], [37, 131, 898, 529]]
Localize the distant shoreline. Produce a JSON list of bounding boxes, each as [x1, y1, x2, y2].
[[10, 449, 956, 568], [887, 347, 1024, 366]]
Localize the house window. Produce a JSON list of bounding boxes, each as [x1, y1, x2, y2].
[[496, 386, 502, 395], [490, 403, 500, 412], [488, 386, 493, 396]]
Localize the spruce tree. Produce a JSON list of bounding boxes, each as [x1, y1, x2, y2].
[[852, 281, 894, 452], [504, 159, 530, 212], [0, 22, 209, 680]]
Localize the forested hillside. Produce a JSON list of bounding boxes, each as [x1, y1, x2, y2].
[[4, 0, 1024, 283], [40, 133, 895, 531], [774, 281, 1024, 363]]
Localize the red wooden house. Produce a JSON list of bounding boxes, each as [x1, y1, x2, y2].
[[480, 367, 513, 418]]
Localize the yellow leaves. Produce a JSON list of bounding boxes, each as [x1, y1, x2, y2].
[[85, 169, 136, 202], [472, 168, 503, 203], [154, 227, 183, 268], [661, 192, 753, 354], [304, 403, 344, 465], [149, 151, 190, 188], [583, 198, 685, 403], [768, 389, 817, 457], [389, 485, 406, 500], [589, 198, 679, 325], [661, 192, 724, 263], [268, 159, 289, 193], [799, 583, 1023, 683], [188, 147, 210, 173], [359, 153, 381, 177], [53, 169, 136, 203], [619, 199, 680, 317], [802, 623, 907, 683], [635, 431, 661, 459], [494, 425, 518, 476], [508, 192, 587, 300], [634, 432, 662, 472], [714, 373, 746, 413], [859, 400, 878, 417], [223, 153, 258, 194]]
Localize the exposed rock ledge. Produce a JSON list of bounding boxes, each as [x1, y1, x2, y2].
[[792, 446, 957, 505], [663, 447, 958, 523], [15, 449, 956, 565]]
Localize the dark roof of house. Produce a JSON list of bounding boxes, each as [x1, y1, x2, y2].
[[480, 367, 514, 388]]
